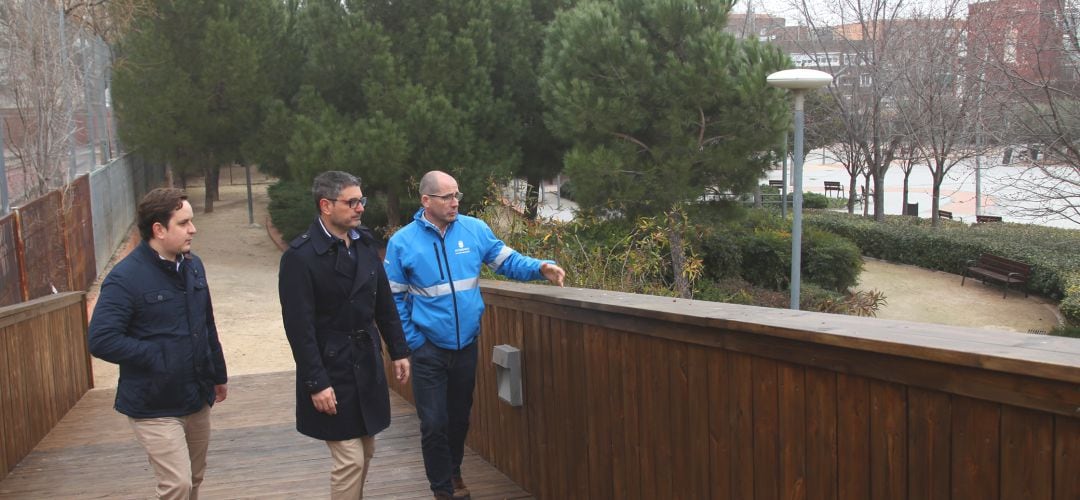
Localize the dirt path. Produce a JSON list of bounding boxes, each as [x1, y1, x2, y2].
[[90, 182, 1065, 387], [854, 257, 1061, 333]]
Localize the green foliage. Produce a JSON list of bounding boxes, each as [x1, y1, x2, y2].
[[803, 228, 863, 292], [805, 211, 1080, 325], [539, 0, 791, 217], [740, 228, 791, 290], [267, 180, 313, 241], [113, 0, 278, 176], [802, 192, 829, 209]]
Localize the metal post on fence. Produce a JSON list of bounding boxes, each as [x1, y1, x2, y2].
[[81, 33, 99, 168], [0, 117, 8, 215], [245, 164, 255, 226], [60, 6, 77, 181]]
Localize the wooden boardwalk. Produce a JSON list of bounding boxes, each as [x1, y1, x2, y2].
[[0, 371, 532, 499]]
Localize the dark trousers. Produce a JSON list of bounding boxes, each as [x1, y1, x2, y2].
[[411, 340, 478, 495]]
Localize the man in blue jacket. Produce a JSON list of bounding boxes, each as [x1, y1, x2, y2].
[[89, 188, 228, 500], [384, 170, 565, 499]]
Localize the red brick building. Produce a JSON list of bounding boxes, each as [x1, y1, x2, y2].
[[967, 0, 1074, 85]]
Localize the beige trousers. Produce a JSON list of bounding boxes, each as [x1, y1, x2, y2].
[[326, 436, 376, 499], [128, 404, 212, 500]]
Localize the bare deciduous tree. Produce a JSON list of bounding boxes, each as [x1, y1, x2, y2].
[[787, 0, 908, 221], [1, 0, 79, 200], [972, 0, 1080, 225], [892, 0, 985, 226]]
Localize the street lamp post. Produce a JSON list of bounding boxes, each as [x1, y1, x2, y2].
[[767, 69, 832, 310]]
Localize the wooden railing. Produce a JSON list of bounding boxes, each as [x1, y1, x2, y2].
[[0, 292, 92, 480], [387, 281, 1080, 499]]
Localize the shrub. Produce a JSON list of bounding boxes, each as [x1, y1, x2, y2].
[[803, 228, 863, 292], [740, 228, 791, 290], [802, 191, 829, 209], [267, 180, 313, 242], [698, 229, 743, 281]]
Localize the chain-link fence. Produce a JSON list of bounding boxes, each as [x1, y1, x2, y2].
[[1, 2, 118, 216]]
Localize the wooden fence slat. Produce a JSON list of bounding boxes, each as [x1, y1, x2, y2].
[[779, 362, 807, 500], [685, 345, 709, 499], [753, 356, 780, 500], [1000, 406, 1052, 500], [950, 396, 1000, 500], [606, 330, 628, 500], [805, 368, 838, 500], [621, 332, 642, 500], [837, 374, 870, 500], [1053, 416, 1080, 500], [731, 352, 755, 500], [583, 324, 612, 500], [869, 380, 907, 500], [907, 388, 951, 500], [707, 349, 733, 498]]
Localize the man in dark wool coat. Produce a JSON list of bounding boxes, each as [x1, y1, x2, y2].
[[279, 170, 411, 499]]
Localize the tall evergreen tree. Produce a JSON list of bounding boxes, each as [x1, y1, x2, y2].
[[113, 0, 278, 212], [540, 0, 790, 217]]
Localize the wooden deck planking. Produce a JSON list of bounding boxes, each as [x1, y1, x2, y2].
[[0, 371, 532, 499]]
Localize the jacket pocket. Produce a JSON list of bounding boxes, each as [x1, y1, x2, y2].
[[138, 289, 181, 335]]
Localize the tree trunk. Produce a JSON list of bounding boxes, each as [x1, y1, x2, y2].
[[524, 173, 542, 220], [847, 179, 857, 214], [203, 165, 219, 213], [931, 179, 942, 228], [668, 224, 691, 299], [385, 189, 401, 228], [902, 171, 910, 213], [873, 173, 886, 222]]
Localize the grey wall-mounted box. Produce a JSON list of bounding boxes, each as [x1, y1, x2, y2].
[[492, 344, 522, 406]]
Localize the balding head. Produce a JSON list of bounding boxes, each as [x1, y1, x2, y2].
[[419, 170, 455, 196]]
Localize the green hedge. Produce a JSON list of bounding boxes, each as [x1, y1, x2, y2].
[[267, 180, 313, 242], [804, 210, 1080, 325], [695, 208, 862, 293]]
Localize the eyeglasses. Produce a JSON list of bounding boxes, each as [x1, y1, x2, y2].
[[425, 192, 464, 202], [328, 197, 367, 209]]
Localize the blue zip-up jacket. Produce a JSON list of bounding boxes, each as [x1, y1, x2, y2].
[[384, 209, 553, 351]]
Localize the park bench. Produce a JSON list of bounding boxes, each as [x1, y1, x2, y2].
[[976, 214, 1003, 223], [768, 180, 784, 188], [961, 253, 1031, 298], [938, 210, 953, 220], [824, 181, 842, 197]]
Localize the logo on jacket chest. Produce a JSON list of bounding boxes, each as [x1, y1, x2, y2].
[[453, 240, 471, 256]]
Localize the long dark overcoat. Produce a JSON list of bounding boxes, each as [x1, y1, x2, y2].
[[278, 219, 410, 440]]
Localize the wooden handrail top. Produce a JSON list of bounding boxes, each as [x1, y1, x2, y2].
[[0, 292, 85, 329], [480, 280, 1080, 384]]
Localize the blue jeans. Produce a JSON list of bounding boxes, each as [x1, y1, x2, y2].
[[411, 340, 478, 495]]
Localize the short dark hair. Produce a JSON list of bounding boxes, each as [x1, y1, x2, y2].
[[137, 188, 188, 241], [311, 171, 361, 212]]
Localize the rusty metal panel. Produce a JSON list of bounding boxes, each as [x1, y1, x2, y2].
[[18, 191, 70, 300], [63, 175, 96, 291], [0, 214, 21, 307]]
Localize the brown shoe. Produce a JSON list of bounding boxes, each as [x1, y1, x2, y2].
[[452, 476, 471, 499], [434, 492, 453, 500]]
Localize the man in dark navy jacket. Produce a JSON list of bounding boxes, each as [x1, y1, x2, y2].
[[279, 171, 411, 499], [89, 187, 228, 500]]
